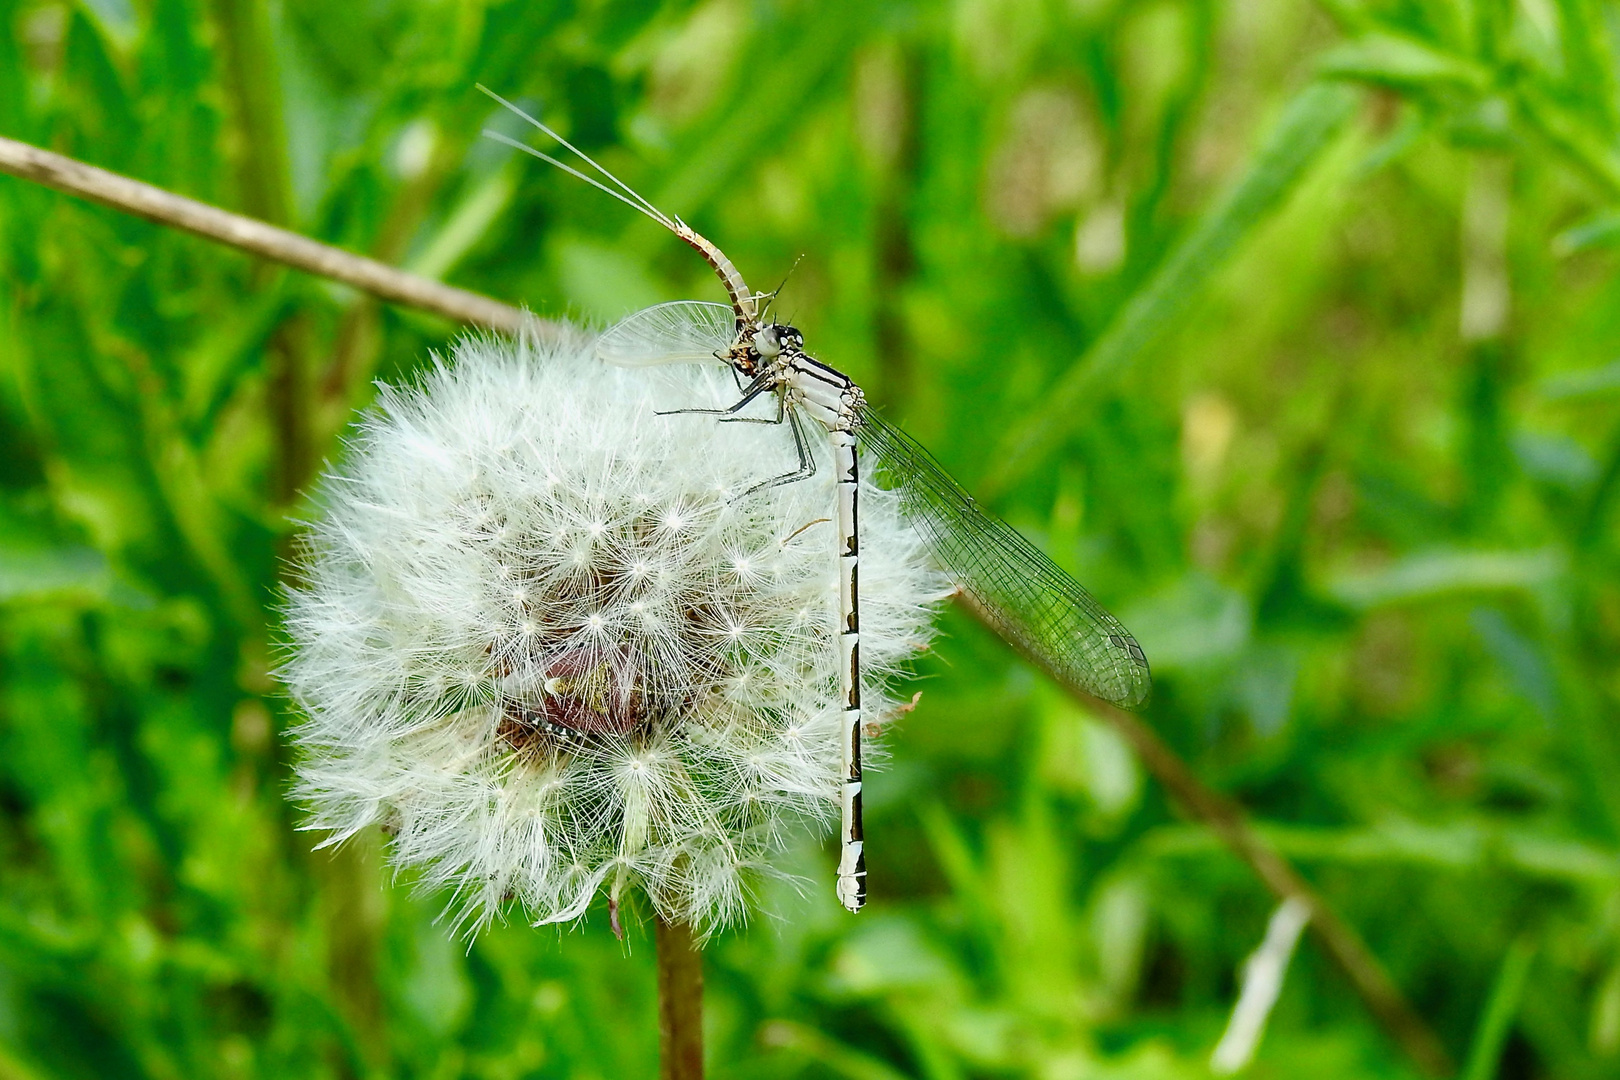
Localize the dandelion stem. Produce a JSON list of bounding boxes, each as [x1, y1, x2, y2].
[[655, 915, 704, 1080]]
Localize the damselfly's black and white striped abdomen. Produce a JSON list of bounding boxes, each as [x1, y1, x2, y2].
[[481, 88, 1151, 915]]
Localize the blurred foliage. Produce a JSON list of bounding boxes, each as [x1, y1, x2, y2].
[[2, 0, 1620, 1077]]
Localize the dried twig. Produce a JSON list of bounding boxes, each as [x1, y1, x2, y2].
[[0, 136, 1451, 1078], [0, 136, 550, 338]]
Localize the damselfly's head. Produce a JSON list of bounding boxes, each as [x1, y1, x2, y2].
[[752, 323, 804, 361]]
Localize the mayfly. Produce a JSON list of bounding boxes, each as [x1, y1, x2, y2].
[[479, 87, 1151, 913]]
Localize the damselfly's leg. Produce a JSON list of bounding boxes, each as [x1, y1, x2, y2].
[[718, 391, 786, 426], [737, 407, 818, 497], [657, 369, 774, 418]]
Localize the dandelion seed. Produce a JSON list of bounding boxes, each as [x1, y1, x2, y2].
[[282, 329, 948, 934]]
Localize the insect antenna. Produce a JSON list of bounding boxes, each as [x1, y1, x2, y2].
[[476, 84, 683, 235], [760, 255, 804, 323]]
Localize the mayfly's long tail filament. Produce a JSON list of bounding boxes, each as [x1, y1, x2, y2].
[[477, 85, 677, 230], [478, 85, 760, 327]]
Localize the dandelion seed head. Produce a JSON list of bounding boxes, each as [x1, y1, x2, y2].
[[282, 329, 949, 935]]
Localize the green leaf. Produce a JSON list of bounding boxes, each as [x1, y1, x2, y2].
[[1324, 547, 1564, 608], [1552, 209, 1620, 255], [1462, 938, 1537, 1080], [1319, 31, 1493, 92], [0, 545, 108, 602], [1538, 357, 1620, 399], [1517, 81, 1620, 198]]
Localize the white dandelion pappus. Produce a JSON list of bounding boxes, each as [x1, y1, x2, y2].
[[282, 329, 948, 935], [478, 86, 1152, 914]]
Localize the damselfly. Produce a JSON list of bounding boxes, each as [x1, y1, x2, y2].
[[480, 87, 1151, 913]]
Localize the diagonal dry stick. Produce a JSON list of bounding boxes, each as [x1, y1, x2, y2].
[[0, 134, 1453, 1078], [0, 135, 551, 338]]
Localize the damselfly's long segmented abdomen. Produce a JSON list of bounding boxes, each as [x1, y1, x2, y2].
[[486, 89, 1150, 915]]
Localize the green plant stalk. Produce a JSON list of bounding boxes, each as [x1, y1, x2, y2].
[[206, 2, 372, 1056], [206, 0, 310, 502], [207, 0, 293, 228], [1461, 938, 1536, 1080]]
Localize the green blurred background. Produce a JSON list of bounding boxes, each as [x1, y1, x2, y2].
[[3, 0, 1620, 1077]]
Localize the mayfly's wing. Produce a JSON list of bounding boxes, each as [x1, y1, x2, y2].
[[596, 300, 738, 367], [858, 405, 1151, 709]]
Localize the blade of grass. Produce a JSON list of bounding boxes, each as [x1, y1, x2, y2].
[[1550, 0, 1620, 130], [406, 164, 521, 282], [207, 0, 312, 501], [985, 81, 1359, 495], [971, 606, 1456, 1077], [1461, 937, 1536, 1080], [646, 0, 864, 229], [1142, 820, 1620, 886], [1511, 83, 1620, 198], [758, 1019, 916, 1080], [1318, 32, 1492, 92]]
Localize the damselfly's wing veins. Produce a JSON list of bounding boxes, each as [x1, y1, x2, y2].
[[596, 301, 737, 367]]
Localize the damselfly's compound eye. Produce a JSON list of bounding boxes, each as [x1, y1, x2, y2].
[[754, 325, 783, 359]]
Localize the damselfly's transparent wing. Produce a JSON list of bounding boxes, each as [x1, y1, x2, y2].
[[596, 300, 738, 367], [858, 405, 1151, 709]]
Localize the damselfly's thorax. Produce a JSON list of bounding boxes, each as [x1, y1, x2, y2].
[[782, 350, 867, 434]]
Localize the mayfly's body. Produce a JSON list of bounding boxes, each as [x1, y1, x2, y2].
[[479, 86, 1151, 913]]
